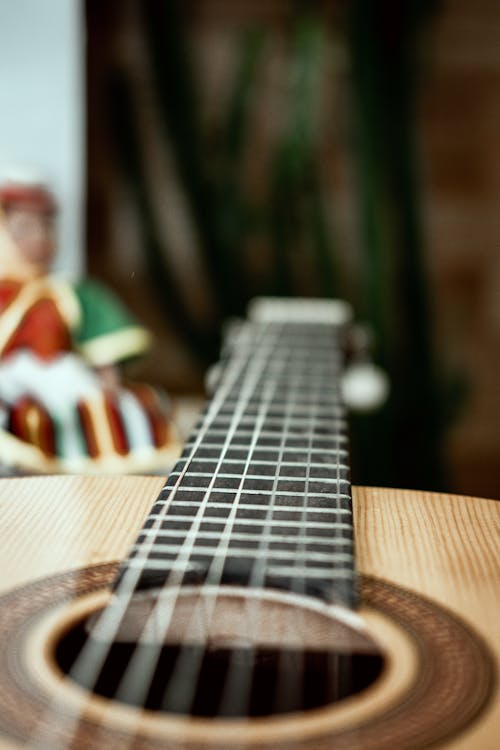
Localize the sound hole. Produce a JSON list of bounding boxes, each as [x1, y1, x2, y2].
[[54, 590, 385, 718], [56, 623, 383, 717]]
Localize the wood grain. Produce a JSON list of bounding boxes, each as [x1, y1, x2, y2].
[[354, 486, 500, 750], [0, 475, 165, 591], [0, 477, 498, 748]]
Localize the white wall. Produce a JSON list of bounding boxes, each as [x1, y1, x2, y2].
[[0, 0, 85, 276]]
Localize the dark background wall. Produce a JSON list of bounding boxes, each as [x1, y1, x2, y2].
[[85, 0, 500, 499]]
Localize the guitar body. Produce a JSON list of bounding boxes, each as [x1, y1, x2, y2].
[[0, 475, 498, 749]]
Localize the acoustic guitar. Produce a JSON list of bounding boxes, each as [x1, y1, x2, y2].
[[0, 298, 498, 749]]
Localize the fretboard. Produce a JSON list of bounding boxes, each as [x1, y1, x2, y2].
[[116, 301, 356, 608]]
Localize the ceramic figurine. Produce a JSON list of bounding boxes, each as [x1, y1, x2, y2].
[[0, 177, 179, 473]]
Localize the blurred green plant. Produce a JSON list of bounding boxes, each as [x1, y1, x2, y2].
[[109, 0, 452, 490], [347, 0, 447, 489]]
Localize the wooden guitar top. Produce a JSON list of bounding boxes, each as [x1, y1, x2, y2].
[[0, 476, 498, 749]]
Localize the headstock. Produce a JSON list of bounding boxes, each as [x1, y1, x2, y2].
[[207, 297, 389, 412]]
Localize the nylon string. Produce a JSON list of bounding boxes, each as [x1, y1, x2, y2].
[[25, 320, 271, 748], [217, 326, 344, 718], [108, 321, 285, 721]]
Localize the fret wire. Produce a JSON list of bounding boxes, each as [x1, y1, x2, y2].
[[221, 373, 342, 384], [171, 473, 350, 484], [222, 370, 340, 378], [223, 357, 342, 368], [167, 471, 350, 485], [226, 345, 339, 357], [145, 516, 351, 528], [150, 502, 351, 522], [221, 384, 340, 390], [216, 409, 344, 417], [223, 381, 343, 392], [228, 345, 338, 353], [225, 369, 342, 379], [226, 384, 340, 396], [125, 558, 354, 579], [148, 504, 351, 517], [225, 346, 339, 357], [227, 339, 339, 350], [204, 415, 344, 427], [194, 423, 348, 434], [228, 338, 339, 345], [164, 487, 351, 499], [173, 457, 350, 469], [221, 371, 342, 384], [148, 501, 351, 516], [143, 511, 350, 538], [224, 381, 342, 392], [184, 429, 349, 442], [266, 565, 353, 579], [218, 400, 344, 413], [165, 507, 350, 518], [236, 345, 339, 354], [131, 546, 353, 563], [232, 340, 341, 349], [183, 442, 347, 454], [137, 528, 352, 543]]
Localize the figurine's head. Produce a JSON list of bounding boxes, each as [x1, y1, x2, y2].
[[0, 180, 57, 278]]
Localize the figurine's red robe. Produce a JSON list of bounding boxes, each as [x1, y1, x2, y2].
[[0, 279, 72, 359]]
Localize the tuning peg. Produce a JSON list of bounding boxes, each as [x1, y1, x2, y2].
[[342, 324, 389, 412], [220, 318, 245, 357], [204, 318, 247, 396], [342, 362, 389, 412], [204, 363, 224, 396]]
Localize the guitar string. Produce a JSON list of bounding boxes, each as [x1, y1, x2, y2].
[[289, 335, 352, 708], [93, 322, 282, 744], [271, 348, 327, 716], [217, 327, 351, 719], [216, 351, 312, 717], [98, 321, 284, 723], [258, 327, 351, 715], [156, 329, 286, 715], [24, 320, 265, 749], [199, 338, 314, 717], [120, 324, 331, 720], [191, 328, 348, 715], [217, 326, 344, 718], [274, 329, 352, 714]]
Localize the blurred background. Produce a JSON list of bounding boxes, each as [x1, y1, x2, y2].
[[1, 0, 500, 497]]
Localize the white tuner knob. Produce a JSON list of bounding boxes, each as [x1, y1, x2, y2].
[[342, 362, 390, 412]]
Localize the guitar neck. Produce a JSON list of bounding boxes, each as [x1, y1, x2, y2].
[[115, 299, 357, 608]]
